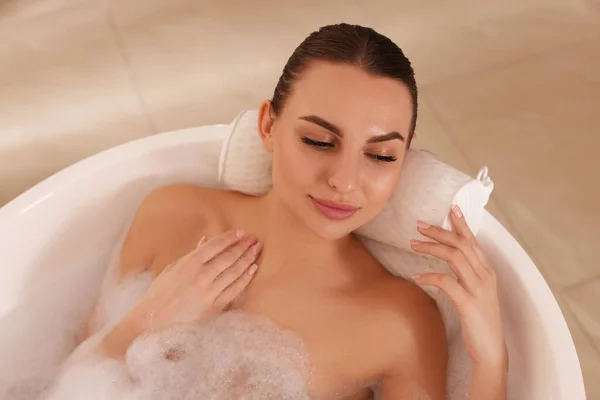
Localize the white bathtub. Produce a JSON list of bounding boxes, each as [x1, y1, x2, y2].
[[0, 124, 586, 399]]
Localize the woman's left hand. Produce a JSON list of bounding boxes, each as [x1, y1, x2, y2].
[[410, 205, 508, 370]]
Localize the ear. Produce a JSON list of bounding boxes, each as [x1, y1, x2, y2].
[[408, 131, 417, 147], [258, 100, 275, 152]]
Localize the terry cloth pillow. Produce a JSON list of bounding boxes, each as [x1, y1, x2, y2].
[[218, 110, 494, 248]]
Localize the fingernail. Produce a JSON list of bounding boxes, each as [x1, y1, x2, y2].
[[417, 220, 430, 230], [412, 274, 421, 280], [410, 239, 422, 246], [197, 236, 206, 247], [452, 205, 463, 218], [248, 264, 258, 275], [252, 242, 263, 255], [236, 229, 245, 238]]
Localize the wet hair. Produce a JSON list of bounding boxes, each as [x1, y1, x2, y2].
[[271, 23, 418, 141]]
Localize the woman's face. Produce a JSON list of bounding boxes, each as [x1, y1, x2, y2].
[[258, 62, 414, 240]]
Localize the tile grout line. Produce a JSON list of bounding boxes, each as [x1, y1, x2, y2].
[[422, 95, 568, 297], [420, 33, 600, 92], [560, 274, 600, 357], [419, 96, 480, 176], [561, 273, 600, 294], [422, 96, 539, 261], [560, 294, 600, 358], [104, 7, 158, 135], [422, 44, 600, 365], [419, 34, 600, 296], [421, 96, 522, 235]]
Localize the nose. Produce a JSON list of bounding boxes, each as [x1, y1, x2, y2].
[[328, 153, 359, 194]]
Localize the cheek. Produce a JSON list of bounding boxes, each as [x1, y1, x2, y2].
[[272, 135, 320, 190], [362, 168, 401, 208]]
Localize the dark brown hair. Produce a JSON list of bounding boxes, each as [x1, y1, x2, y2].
[[271, 23, 418, 139]]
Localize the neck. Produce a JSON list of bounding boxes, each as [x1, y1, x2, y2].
[[253, 191, 350, 277]]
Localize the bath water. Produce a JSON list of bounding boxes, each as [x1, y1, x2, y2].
[[0, 252, 312, 400]]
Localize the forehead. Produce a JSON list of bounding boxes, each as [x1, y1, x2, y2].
[[283, 62, 414, 137]]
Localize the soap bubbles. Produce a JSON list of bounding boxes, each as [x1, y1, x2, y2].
[[0, 256, 312, 400]]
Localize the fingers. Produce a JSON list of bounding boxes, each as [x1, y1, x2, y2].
[[413, 273, 469, 310], [204, 237, 259, 280], [162, 262, 176, 274], [211, 242, 262, 294], [410, 240, 480, 292], [193, 229, 246, 264], [448, 205, 475, 242], [472, 245, 495, 277], [415, 205, 492, 278], [412, 205, 499, 296], [215, 264, 258, 307], [417, 219, 482, 272], [448, 205, 491, 274]]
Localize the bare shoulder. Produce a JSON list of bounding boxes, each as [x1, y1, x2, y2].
[[364, 272, 446, 346], [346, 244, 448, 383], [139, 183, 231, 214], [374, 276, 446, 342], [348, 244, 445, 344], [130, 183, 231, 237], [365, 272, 448, 393], [82, 184, 241, 340], [117, 184, 236, 279]]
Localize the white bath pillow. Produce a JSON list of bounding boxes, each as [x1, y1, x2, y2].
[[218, 110, 494, 248], [218, 110, 274, 196], [218, 110, 493, 326]]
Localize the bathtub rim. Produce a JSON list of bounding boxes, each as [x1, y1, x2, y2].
[[0, 124, 586, 399]]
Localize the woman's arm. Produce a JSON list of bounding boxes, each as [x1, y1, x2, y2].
[[470, 361, 508, 400], [411, 205, 508, 400], [77, 187, 175, 343], [99, 313, 144, 359], [79, 184, 230, 344], [98, 229, 262, 359]]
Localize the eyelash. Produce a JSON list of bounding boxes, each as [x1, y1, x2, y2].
[[301, 137, 334, 148], [301, 137, 397, 163], [368, 154, 397, 162]]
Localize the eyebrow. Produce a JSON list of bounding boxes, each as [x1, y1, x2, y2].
[[298, 114, 405, 142]]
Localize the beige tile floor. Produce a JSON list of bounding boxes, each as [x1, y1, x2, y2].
[[1, 0, 599, 396]]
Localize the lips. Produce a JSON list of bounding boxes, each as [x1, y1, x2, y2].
[[309, 196, 359, 221]]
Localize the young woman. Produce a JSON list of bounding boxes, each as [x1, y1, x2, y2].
[[85, 24, 508, 399]]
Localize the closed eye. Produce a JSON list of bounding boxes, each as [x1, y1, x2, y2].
[[301, 137, 334, 148], [367, 154, 397, 163], [302, 136, 397, 163]]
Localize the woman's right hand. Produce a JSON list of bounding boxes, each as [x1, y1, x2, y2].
[[100, 229, 262, 358]]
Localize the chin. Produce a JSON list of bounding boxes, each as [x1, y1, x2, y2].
[[294, 195, 366, 241], [302, 212, 362, 241]]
